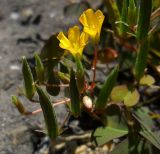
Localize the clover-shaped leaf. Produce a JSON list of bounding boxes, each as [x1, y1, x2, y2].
[[140, 74, 155, 86], [124, 89, 140, 107], [111, 85, 129, 102]]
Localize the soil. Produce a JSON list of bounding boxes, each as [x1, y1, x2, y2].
[[0, 0, 69, 153], [0, 0, 102, 154]]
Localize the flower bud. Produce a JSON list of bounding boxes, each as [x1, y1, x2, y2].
[[83, 96, 93, 109]]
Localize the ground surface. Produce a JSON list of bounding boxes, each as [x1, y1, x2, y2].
[[0, 0, 70, 153]]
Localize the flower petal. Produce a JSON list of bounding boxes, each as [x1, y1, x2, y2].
[[79, 9, 94, 28], [95, 10, 105, 33], [68, 26, 80, 43], [83, 27, 97, 40], [80, 32, 88, 46], [57, 32, 71, 49]]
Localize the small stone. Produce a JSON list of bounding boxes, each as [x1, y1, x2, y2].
[[49, 12, 56, 18], [10, 12, 20, 20], [75, 145, 88, 154], [21, 8, 33, 18], [83, 96, 93, 110], [10, 65, 20, 70]]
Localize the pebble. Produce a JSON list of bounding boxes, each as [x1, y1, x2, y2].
[[10, 12, 20, 20], [21, 8, 33, 18], [10, 65, 20, 70], [49, 12, 56, 18]]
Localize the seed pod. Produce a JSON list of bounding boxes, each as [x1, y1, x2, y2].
[[11, 95, 26, 115], [83, 96, 93, 110]]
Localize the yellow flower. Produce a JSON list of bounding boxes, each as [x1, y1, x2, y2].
[[79, 9, 105, 44], [57, 26, 88, 58]]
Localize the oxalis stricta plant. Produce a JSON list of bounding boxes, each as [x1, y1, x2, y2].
[[12, 0, 160, 153]]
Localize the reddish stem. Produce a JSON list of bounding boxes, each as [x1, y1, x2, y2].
[[43, 83, 69, 88], [91, 46, 98, 88], [27, 98, 70, 115]]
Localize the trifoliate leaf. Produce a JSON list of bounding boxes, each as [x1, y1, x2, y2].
[[124, 89, 140, 107], [111, 85, 128, 102], [140, 75, 155, 86]]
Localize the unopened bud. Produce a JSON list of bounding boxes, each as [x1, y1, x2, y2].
[[11, 95, 26, 115], [83, 96, 93, 109]]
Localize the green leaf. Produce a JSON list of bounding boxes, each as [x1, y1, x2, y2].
[[153, 0, 160, 8], [22, 56, 35, 99], [139, 75, 155, 86], [70, 69, 81, 117], [105, 104, 128, 128], [95, 66, 119, 109], [110, 138, 153, 154], [57, 72, 70, 84], [92, 104, 128, 146], [103, 0, 121, 36], [93, 126, 128, 146], [40, 34, 64, 61], [127, 0, 137, 26], [134, 107, 160, 150], [110, 139, 129, 154], [124, 89, 140, 107], [36, 86, 58, 140], [120, 0, 128, 35], [111, 85, 129, 102], [140, 128, 160, 150], [134, 107, 155, 132], [134, 38, 149, 80], [136, 0, 152, 41], [40, 35, 64, 84], [34, 53, 45, 83], [46, 72, 60, 96], [11, 95, 26, 115]]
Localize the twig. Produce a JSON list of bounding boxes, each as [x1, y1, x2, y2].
[[43, 83, 69, 88], [27, 98, 70, 115]]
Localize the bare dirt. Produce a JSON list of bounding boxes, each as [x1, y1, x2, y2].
[[0, 0, 69, 153]]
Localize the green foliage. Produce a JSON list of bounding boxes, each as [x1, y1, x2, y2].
[[134, 39, 149, 80], [127, 0, 137, 26], [22, 56, 35, 99], [111, 85, 128, 102], [93, 126, 128, 146], [75, 56, 85, 93], [124, 89, 140, 107], [11, 0, 160, 152], [34, 53, 45, 83], [136, 0, 152, 41], [95, 66, 119, 109], [120, 0, 128, 35], [11, 95, 26, 115], [36, 86, 58, 140], [93, 105, 128, 145], [139, 75, 155, 86], [70, 69, 81, 117], [103, 0, 121, 35]]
